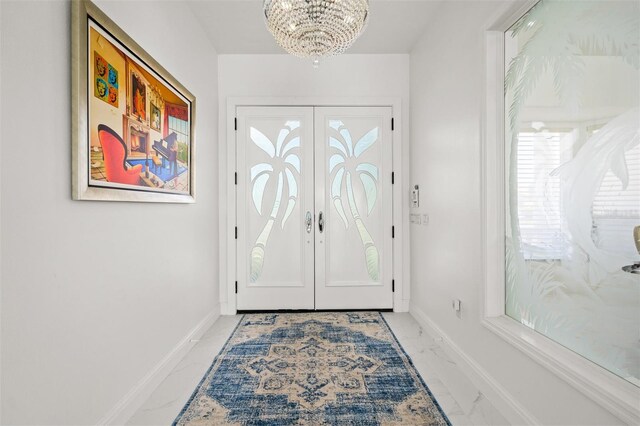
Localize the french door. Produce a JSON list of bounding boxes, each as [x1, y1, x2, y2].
[[236, 106, 393, 310]]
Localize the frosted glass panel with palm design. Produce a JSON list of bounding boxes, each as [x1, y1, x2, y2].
[[328, 120, 381, 281], [315, 107, 393, 310], [249, 122, 302, 282], [236, 107, 315, 310], [504, 0, 640, 385]]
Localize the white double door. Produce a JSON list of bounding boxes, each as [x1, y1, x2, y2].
[[236, 106, 393, 310]]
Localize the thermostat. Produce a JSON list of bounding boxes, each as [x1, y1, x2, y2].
[[411, 185, 419, 208]]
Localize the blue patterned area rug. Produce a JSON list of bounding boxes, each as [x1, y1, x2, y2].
[[174, 312, 451, 425]]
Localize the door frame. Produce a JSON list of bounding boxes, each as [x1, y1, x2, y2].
[[220, 97, 408, 314]]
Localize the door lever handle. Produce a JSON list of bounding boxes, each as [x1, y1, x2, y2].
[[318, 211, 324, 233], [305, 211, 312, 233]]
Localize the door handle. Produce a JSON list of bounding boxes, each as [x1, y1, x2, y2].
[[305, 211, 312, 234], [318, 211, 324, 233]]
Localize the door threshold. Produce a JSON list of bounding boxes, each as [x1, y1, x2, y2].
[[237, 308, 393, 314]]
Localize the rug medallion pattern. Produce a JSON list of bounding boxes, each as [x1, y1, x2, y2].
[[174, 312, 450, 425]]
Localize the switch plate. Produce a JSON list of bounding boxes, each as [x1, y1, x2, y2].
[[452, 299, 461, 311]]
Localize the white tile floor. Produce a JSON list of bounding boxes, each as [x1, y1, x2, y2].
[[127, 313, 508, 425]]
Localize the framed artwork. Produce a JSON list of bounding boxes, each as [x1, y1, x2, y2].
[[72, 0, 196, 202], [130, 71, 147, 121], [150, 103, 161, 132]]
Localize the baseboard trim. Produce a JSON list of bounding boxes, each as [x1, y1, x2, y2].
[[409, 303, 539, 425], [97, 307, 221, 425]]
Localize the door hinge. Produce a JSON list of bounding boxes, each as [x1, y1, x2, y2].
[[235, 281, 238, 294], [392, 279, 395, 292], [234, 117, 237, 131], [391, 172, 395, 184], [391, 118, 394, 131], [392, 226, 395, 238], [234, 172, 237, 185], [235, 227, 238, 239]]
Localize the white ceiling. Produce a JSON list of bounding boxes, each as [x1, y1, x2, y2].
[[187, 0, 443, 54]]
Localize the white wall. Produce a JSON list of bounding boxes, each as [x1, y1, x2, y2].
[[217, 54, 411, 313], [0, 1, 219, 424], [409, 1, 625, 425]]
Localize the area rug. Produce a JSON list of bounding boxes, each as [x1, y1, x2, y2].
[[174, 312, 451, 425]]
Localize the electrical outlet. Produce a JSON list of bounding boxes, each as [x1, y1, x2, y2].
[[423, 214, 429, 226], [452, 299, 461, 312]]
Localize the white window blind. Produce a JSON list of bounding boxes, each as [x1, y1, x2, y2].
[[517, 129, 640, 260], [516, 131, 566, 260], [592, 143, 640, 257]]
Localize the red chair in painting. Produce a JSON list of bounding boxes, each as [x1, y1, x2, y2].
[[98, 124, 142, 185]]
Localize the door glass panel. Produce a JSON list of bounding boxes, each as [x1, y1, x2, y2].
[[358, 173, 377, 215], [251, 172, 270, 215], [282, 168, 298, 228], [327, 120, 381, 283], [247, 120, 302, 284], [353, 128, 379, 158]]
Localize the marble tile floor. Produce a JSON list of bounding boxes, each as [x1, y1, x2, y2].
[[127, 313, 508, 425]]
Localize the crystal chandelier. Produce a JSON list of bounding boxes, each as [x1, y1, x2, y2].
[[264, 0, 369, 64]]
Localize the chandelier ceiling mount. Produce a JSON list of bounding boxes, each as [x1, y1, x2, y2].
[[264, 0, 370, 65]]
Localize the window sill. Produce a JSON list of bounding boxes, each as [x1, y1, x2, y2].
[[482, 315, 640, 424]]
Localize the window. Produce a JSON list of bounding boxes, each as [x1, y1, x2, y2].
[[503, 0, 639, 388], [515, 130, 568, 260], [167, 109, 190, 165], [592, 143, 640, 257], [168, 115, 189, 147]]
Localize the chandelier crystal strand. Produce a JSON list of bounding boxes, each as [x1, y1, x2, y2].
[[264, 0, 369, 61]]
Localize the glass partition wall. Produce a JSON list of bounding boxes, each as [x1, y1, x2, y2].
[[504, 0, 640, 386]]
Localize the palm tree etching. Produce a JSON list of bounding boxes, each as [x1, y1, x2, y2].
[[249, 121, 301, 282], [328, 120, 380, 281], [505, 0, 638, 133], [503, 0, 640, 325]]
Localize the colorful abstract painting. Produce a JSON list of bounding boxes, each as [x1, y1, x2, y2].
[[107, 64, 118, 107], [74, 1, 195, 202], [93, 51, 118, 107]]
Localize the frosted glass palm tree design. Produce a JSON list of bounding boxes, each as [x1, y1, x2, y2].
[[505, 0, 640, 310], [503, 0, 640, 384], [249, 121, 301, 282], [505, 1, 639, 133], [329, 120, 380, 281]]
